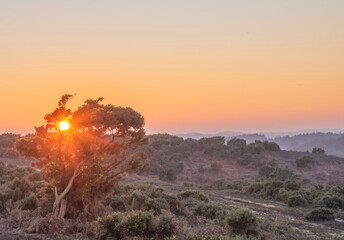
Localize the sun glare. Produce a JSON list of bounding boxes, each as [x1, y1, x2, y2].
[[59, 121, 70, 131]]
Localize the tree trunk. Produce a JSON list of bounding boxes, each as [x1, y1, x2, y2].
[[53, 162, 82, 218]]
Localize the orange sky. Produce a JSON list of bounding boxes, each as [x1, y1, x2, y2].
[[1, 1, 344, 134]]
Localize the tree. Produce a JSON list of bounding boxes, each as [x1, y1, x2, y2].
[[15, 95, 149, 219]]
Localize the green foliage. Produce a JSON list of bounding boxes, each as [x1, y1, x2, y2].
[[19, 194, 38, 210], [227, 138, 247, 157], [193, 202, 227, 220], [177, 190, 209, 203], [314, 195, 344, 210], [127, 190, 147, 210], [305, 207, 334, 221], [118, 211, 153, 236], [225, 209, 257, 234], [152, 210, 176, 238], [296, 155, 314, 167], [105, 195, 126, 211], [247, 141, 265, 154], [286, 194, 308, 207], [262, 141, 280, 151], [95, 212, 123, 240], [258, 160, 276, 178], [147, 198, 170, 215]]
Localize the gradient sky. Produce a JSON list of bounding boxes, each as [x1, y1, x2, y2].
[[1, 0, 343, 134]]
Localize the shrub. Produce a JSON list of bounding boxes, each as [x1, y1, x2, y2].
[[287, 194, 308, 207], [276, 167, 296, 181], [153, 210, 176, 237], [147, 198, 170, 215], [106, 195, 126, 211], [177, 190, 209, 203], [296, 155, 314, 168], [305, 207, 334, 221], [263, 141, 281, 151], [127, 190, 147, 210], [194, 203, 227, 220], [95, 212, 123, 239], [118, 211, 153, 236], [237, 154, 253, 165], [19, 194, 38, 210], [284, 180, 301, 191], [225, 209, 257, 234], [258, 164, 275, 178], [210, 161, 222, 173], [314, 195, 344, 210]]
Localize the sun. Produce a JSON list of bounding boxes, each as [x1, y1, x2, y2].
[[59, 121, 70, 131]]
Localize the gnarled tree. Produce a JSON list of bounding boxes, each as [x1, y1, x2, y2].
[[15, 95, 149, 219]]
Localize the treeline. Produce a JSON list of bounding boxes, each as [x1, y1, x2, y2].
[[140, 134, 280, 182]]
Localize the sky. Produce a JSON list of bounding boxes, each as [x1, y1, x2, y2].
[[0, 0, 343, 134]]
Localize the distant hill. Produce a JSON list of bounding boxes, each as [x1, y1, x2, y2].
[[272, 132, 344, 157], [177, 130, 344, 157]]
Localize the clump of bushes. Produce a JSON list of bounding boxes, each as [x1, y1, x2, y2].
[[147, 198, 170, 215], [95, 210, 176, 239], [314, 195, 344, 210], [305, 207, 334, 221], [177, 190, 209, 203], [225, 208, 257, 234], [296, 155, 314, 168], [193, 203, 227, 220]]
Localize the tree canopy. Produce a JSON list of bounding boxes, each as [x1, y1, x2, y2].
[[15, 95, 149, 219]]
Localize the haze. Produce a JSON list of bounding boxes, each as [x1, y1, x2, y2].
[[1, 0, 344, 134]]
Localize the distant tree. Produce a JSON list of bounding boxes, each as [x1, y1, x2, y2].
[[312, 148, 325, 154], [263, 141, 281, 151], [15, 95, 149, 219], [227, 138, 247, 156]]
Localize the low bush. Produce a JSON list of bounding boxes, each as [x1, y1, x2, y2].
[[106, 195, 126, 211], [305, 207, 334, 221], [314, 195, 344, 210], [95, 212, 123, 240], [287, 194, 308, 207], [225, 209, 257, 235], [193, 203, 227, 220], [152, 210, 176, 238], [118, 211, 153, 236], [127, 190, 147, 210], [177, 190, 209, 203], [147, 198, 170, 215]]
